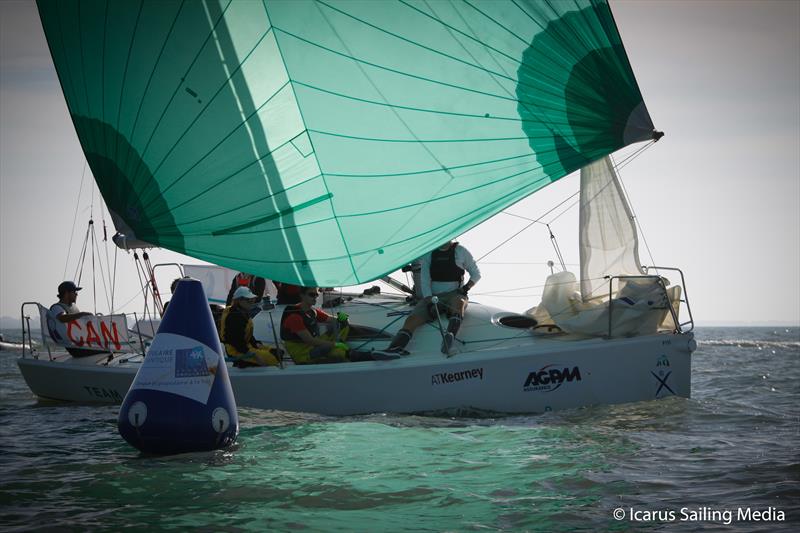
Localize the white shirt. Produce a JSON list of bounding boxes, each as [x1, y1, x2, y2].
[[50, 302, 79, 317], [419, 244, 481, 297]]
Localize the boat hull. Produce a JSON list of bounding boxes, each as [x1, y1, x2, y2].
[[17, 333, 692, 415]]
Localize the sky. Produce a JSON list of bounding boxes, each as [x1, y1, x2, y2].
[[1, 0, 798, 326]]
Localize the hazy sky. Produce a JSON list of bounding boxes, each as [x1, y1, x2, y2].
[[1, 0, 798, 325]]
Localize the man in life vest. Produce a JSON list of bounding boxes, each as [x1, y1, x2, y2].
[[220, 286, 280, 367], [50, 281, 93, 324], [280, 287, 398, 364], [225, 272, 267, 306], [385, 241, 481, 355], [49, 281, 98, 357]]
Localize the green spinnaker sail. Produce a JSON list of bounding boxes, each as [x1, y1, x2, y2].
[[37, 0, 655, 287]]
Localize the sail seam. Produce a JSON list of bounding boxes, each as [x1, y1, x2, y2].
[[136, 25, 278, 208], [152, 172, 324, 229], [113, 0, 145, 169], [142, 81, 294, 221], [212, 193, 333, 236], [264, 0, 360, 284], [127, 0, 234, 200], [123, 0, 187, 184]]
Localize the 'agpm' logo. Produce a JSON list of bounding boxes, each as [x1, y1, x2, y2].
[[523, 365, 582, 392]]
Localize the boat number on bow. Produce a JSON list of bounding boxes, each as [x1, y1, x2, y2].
[[523, 365, 582, 392], [431, 368, 484, 386]]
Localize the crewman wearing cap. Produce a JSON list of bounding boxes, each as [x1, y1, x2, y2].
[[219, 286, 280, 367], [50, 281, 93, 323]]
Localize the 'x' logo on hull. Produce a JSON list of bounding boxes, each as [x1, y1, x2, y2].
[[651, 370, 675, 396]]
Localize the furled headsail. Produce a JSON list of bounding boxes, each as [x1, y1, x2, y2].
[[38, 0, 655, 287]]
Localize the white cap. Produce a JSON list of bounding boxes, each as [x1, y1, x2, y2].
[[233, 286, 257, 300]]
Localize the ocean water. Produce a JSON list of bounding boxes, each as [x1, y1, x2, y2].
[[0, 327, 797, 532]]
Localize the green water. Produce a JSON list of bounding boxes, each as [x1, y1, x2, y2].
[[2, 328, 798, 531]]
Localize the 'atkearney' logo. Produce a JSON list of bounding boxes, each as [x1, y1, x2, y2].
[[432, 367, 483, 386], [523, 365, 582, 392]]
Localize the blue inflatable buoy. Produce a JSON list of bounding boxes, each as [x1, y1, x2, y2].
[[118, 278, 239, 454]]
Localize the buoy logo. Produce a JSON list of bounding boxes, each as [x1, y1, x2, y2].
[[128, 401, 148, 427], [211, 407, 231, 433], [175, 346, 210, 378]]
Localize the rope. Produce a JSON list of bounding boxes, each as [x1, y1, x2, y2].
[[63, 161, 87, 280], [546, 223, 566, 271], [610, 153, 659, 270]]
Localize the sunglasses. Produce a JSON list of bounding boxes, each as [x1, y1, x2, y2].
[[305, 292, 319, 298]]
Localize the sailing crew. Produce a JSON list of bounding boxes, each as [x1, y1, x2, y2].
[[50, 281, 93, 324], [280, 287, 397, 364], [225, 271, 267, 306], [220, 286, 281, 367], [273, 281, 302, 305], [385, 241, 481, 355]]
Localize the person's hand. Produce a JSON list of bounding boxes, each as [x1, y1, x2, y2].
[[335, 342, 349, 352], [336, 312, 349, 323]]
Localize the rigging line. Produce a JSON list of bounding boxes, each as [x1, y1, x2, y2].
[[140, 80, 293, 218], [127, 0, 234, 197], [137, 27, 278, 208], [63, 160, 88, 280], [313, 0, 572, 105], [610, 153, 659, 270], [90, 221, 97, 314], [545, 142, 656, 226], [73, 221, 92, 286], [91, 221, 112, 313], [132, 253, 153, 323], [123, 0, 186, 180], [546, 223, 566, 271], [111, 245, 118, 314], [477, 188, 580, 262]]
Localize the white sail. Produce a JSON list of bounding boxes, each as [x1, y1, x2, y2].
[[579, 156, 644, 302]]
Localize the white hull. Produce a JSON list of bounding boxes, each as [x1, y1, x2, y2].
[[17, 297, 693, 415]]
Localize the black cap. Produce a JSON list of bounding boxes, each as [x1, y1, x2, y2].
[[58, 281, 82, 295]]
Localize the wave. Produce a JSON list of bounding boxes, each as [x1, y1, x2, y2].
[[700, 339, 800, 349]]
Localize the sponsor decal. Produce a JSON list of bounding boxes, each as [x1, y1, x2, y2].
[[175, 347, 210, 378], [83, 385, 123, 401], [432, 367, 483, 386], [131, 333, 220, 404], [651, 370, 675, 397], [523, 364, 581, 392]]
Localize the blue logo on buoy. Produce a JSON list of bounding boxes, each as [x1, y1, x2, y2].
[[117, 278, 239, 455]]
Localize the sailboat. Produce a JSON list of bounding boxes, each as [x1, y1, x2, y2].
[[18, 0, 695, 415]]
